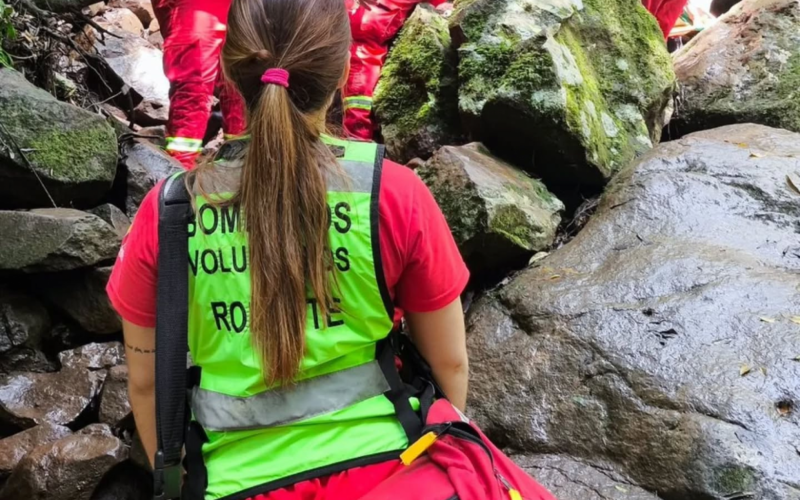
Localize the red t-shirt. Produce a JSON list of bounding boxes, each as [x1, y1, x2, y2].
[[107, 159, 469, 328]]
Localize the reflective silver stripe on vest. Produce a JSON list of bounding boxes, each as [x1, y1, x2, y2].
[[326, 160, 374, 193], [191, 361, 390, 432]]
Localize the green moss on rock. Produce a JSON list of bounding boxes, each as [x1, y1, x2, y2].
[[453, 0, 675, 186], [27, 126, 117, 182], [374, 5, 462, 163], [418, 142, 564, 274], [0, 68, 117, 208]]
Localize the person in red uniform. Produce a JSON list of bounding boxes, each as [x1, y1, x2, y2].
[[343, 0, 450, 140], [642, 0, 691, 38], [107, 3, 470, 497], [151, 0, 247, 169]]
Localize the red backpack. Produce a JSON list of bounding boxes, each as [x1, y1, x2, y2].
[[362, 398, 556, 500]]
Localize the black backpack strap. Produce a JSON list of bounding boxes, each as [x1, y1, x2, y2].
[[154, 173, 193, 500]]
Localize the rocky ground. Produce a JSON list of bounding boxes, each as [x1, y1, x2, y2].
[[0, 0, 798, 499]]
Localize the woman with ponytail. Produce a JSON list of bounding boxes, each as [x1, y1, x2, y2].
[[107, 0, 470, 498]]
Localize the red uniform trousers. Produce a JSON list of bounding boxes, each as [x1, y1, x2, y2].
[[344, 0, 443, 141], [151, 0, 246, 169], [642, 0, 691, 38]]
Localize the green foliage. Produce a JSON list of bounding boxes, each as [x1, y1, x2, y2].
[[0, 0, 17, 69]]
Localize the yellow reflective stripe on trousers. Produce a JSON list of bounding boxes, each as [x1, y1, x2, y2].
[[343, 95, 373, 111], [191, 361, 390, 431], [165, 137, 203, 153]]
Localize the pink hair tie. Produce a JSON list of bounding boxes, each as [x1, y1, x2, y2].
[[261, 68, 290, 88]]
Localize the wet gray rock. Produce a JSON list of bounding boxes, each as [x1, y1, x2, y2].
[[99, 365, 130, 426], [134, 99, 169, 127], [0, 68, 118, 208], [59, 342, 125, 371], [0, 344, 121, 429], [418, 143, 563, 274], [451, 0, 675, 187], [0, 288, 50, 353], [108, 0, 156, 28], [95, 8, 145, 36], [122, 138, 182, 216], [672, 0, 800, 137], [0, 348, 57, 374], [515, 455, 659, 500], [89, 204, 131, 239], [0, 423, 72, 480], [0, 428, 128, 500], [92, 29, 170, 124], [0, 368, 105, 430], [34, 267, 121, 334], [0, 209, 120, 272], [373, 5, 461, 163], [466, 124, 800, 500], [78, 423, 115, 437]]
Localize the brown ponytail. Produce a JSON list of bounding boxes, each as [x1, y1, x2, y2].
[[200, 0, 351, 384]]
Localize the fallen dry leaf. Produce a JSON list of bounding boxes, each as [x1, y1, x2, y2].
[[793, 356, 800, 362], [760, 317, 776, 323], [549, 274, 561, 280], [790, 316, 800, 325], [749, 152, 764, 158], [736, 142, 748, 148], [614, 485, 629, 493], [740, 364, 752, 376], [760, 367, 767, 376], [528, 252, 548, 265], [788, 173, 800, 195]]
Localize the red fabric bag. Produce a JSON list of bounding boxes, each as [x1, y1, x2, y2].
[[361, 399, 557, 500]]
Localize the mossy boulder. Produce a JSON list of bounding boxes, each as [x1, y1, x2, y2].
[[452, 0, 675, 187], [671, 0, 800, 136], [418, 143, 563, 276], [0, 209, 120, 273], [374, 5, 461, 163], [0, 69, 118, 209]]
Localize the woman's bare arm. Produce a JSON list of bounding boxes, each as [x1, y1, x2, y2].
[[123, 319, 157, 467], [405, 298, 468, 410]]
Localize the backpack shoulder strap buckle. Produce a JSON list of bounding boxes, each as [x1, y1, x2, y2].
[[153, 450, 182, 500]]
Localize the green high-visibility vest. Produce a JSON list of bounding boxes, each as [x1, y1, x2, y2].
[[186, 136, 410, 499]]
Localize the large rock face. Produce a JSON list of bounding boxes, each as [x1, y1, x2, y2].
[[0, 343, 123, 430], [452, 0, 675, 186], [34, 267, 121, 334], [0, 289, 50, 354], [98, 365, 130, 426], [0, 69, 118, 208], [0, 427, 128, 500], [466, 124, 800, 499], [418, 143, 563, 275], [0, 209, 120, 272], [671, 0, 800, 137], [516, 454, 660, 500], [0, 366, 106, 430], [374, 5, 461, 163], [0, 423, 72, 479], [92, 29, 170, 125], [122, 138, 182, 216]]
